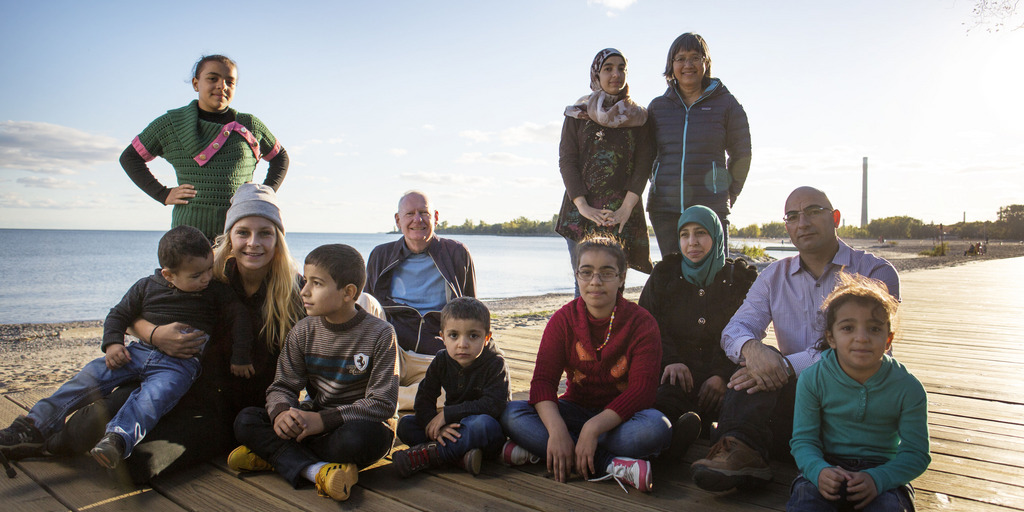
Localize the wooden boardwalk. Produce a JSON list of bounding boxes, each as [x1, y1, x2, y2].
[[2, 257, 1024, 511]]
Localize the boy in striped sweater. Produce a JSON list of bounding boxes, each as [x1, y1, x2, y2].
[[229, 244, 399, 502]]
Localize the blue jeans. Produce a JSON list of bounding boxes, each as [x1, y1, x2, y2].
[[28, 342, 200, 457], [234, 406, 394, 487], [788, 465, 915, 511], [397, 413, 505, 462], [500, 399, 671, 474]]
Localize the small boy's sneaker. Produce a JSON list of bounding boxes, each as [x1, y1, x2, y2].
[[315, 462, 358, 501], [589, 457, 652, 493], [454, 448, 483, 476], [501, 440, 540, 466], [393, 442, 440, 477], [0, 416, 46, 460], [227, 445, 274, 472], [90, 433, 126, 469]]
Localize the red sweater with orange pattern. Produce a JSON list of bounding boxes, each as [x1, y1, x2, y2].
[[529, 294, 661, 420]]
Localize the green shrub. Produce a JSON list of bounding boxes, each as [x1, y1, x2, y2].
[[918, 243, 948, 257], [738, 244, 767, 259]]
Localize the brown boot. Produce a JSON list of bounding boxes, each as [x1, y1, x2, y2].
[[691, 436, 771, 491]]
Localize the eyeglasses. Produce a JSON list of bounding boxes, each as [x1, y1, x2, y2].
[[783, 206, 833, 224], [673, 56, 705, 66], [575, 269, 622, 282]]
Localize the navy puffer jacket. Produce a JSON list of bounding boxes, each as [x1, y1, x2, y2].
[[646, 79, 751, 216]]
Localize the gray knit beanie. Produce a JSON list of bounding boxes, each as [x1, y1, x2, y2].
[[224, 183, 284, 234]]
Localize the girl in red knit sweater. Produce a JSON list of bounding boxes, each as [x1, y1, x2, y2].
[[500, 236, 671, 493]]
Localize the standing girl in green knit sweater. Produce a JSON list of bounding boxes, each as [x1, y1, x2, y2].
[[121, 54, 289, 240], [788, 273, 929, 511]]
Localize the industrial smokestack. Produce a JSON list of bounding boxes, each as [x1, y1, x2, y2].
[[861, 157, 868, 228]]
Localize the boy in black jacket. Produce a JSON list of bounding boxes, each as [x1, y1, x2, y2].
[[393, 297, 510, 476]]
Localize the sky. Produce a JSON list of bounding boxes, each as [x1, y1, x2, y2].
[[1, 0, 1022, 234]]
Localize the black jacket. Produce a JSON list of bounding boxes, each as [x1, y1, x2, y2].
[[638, 255, 757, 381], [413, 341, 510, 426], [646, 79, 751, 216], [365, 236, 476, 354]]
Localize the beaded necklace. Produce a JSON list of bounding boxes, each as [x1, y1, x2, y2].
[[594, 305, 617, 357]]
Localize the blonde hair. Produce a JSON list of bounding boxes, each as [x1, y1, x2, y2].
[[213, 226, 303, 352], [816, 272, 899, 350]]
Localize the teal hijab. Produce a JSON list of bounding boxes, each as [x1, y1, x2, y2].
[[677, 205, 725, 287]]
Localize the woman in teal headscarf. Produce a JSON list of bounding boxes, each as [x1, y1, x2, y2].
[[638, 205, 758, 459]]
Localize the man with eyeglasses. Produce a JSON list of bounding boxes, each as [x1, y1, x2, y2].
[[365, 191, 477, 409], [690, 186, 900, 492]]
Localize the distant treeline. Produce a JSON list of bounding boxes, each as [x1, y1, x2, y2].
[[730, 204, 1024, 241], [436, 215, 560, 236], [438, 204, 1024, 240]]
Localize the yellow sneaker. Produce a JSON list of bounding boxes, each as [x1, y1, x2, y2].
[[227, 445, 273, 472], [315, 463, 358, 501]]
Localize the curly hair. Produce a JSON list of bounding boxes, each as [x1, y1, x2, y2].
[[815, 272, 899, 352]]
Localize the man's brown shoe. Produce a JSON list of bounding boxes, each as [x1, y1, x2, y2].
[[691, 436, 772, 491]]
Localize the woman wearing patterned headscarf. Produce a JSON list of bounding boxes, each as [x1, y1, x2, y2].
[[556, 48, 654, 296], [637, 205, 757, 459]]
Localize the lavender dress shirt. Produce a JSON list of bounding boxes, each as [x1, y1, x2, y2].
[[720, 240, 900, 375]]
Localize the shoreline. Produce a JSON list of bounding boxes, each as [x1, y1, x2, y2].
[[2, 238, 1021, 395]]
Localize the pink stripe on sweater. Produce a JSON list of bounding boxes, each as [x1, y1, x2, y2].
[[132, 136, 155, 162], [193, 122, 261, 166], [263, 140, 281, 161]]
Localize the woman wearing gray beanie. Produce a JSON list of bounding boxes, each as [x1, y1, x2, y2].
[[49, 183, 304, 482]]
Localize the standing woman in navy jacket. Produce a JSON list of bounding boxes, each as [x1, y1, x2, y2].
[[647, 33, 751, 258]]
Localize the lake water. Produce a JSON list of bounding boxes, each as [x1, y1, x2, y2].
[[0, 229, 787, 324]]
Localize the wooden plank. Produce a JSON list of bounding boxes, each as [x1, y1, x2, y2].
[[914, 468, 1024, 510], [13, 456, 183, 512], [926, 393, 1024, 427], [0, 461, 70, 511], [149, 463, 297, 512], [211, 460, 419, 512], [355, 462, 537, 511], [1, 390, 183, 512]]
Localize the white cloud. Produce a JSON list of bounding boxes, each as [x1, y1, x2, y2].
[[397, 171, 491, 186], [459, 130, 490, 143], [499, 121, 561, 146], [390, 148, 408, 157], [0, 121, 121, 174], [459, 121, 560, 146], [588, 0, 637, 8], [16, 176, 93, 189], [0, 192, 104, 209], [588, 0, 637, 15], [455, 152, 547, 167], [422, 124, 436, 131]]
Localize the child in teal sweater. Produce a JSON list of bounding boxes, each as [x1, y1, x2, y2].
[[789, 273, 930, 511]]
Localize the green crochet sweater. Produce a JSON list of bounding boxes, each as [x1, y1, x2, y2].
[[133, 101, 280, 239]]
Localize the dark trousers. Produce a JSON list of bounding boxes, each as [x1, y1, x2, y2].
[[234, 406, 394, 488], [650, 211, 730, 259], [45, 382, 235, 484], [654, 369, 720, 435], [715, 376, 797, 461]]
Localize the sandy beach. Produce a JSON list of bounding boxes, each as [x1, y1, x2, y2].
[[2, 238, 1020, 395]]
